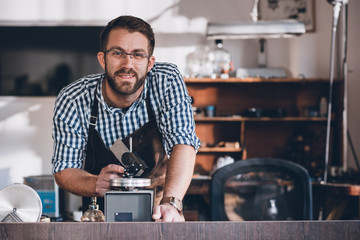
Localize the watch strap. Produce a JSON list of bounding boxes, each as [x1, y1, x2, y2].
[[160, 196, 183, 212]]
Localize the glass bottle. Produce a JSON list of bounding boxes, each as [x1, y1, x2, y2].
[[185, 45, 212, 78], [267, 199, 279, 220], [258, 38, 267, 68], [208, 39, 231, 79], [319, 97, 328, 117], [80, 197, 105, 222], [262, 198, 279, 220]]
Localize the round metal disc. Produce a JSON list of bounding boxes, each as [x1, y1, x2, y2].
[[110, 178, 151, 188], [0, 183, 42, 222]]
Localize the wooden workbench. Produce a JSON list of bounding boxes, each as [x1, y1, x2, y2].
[[1, 221, 360, 240]]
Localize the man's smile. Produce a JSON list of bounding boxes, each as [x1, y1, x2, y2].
[[117, 73, 135, 79], [115, 68, 137, 80]]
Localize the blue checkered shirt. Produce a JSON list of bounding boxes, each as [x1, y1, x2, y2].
[[52, 62, 200, 173]]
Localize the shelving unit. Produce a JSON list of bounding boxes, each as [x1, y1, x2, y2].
[[185, 77, 342, 191], [183, 77, 342, 220]]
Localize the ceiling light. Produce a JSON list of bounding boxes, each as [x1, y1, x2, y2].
[[207, 19, 306, 39]]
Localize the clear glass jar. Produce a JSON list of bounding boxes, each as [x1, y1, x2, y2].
[[185, 45, 212, 78], [208, 39, 231, 79]]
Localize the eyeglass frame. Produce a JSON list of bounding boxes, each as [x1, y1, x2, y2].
[[103, 48, 150, 63]]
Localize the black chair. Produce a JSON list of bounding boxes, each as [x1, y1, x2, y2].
[[211, 158, 313, 221]]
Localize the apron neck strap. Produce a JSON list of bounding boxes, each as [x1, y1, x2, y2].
[[145, 93, 155, 120], [89, 92, 99, 129]]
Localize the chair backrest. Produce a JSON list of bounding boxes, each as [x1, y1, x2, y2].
[[211, 158, 312, 221]]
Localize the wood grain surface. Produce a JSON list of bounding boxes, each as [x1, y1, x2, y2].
[[1, 221, 359, 240]]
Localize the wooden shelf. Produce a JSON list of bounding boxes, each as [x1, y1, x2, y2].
[[185, 77, 333, 84], [184, 76, 343, 219], [185, 76, 342, 197], [194, 116, 329, 122]]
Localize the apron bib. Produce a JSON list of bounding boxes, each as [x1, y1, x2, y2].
[[82, 91, 168, 212]]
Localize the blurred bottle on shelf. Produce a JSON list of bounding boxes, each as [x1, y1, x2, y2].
[[258, 38, 267, 68], [208, 39, 231, 79], [319, 97, 328, 117], [185, 45, 212, 78], [262, 199, 279, 220]]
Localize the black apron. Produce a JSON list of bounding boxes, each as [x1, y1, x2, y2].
[[82, 90, 168, 212]]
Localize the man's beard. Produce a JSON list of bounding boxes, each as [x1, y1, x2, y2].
[[105, 66, 147, 96]]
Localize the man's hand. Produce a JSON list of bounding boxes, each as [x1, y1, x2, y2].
[[95, 164, 124, 196], [54, 164, 124, 197], [152, 204, 185, 222]]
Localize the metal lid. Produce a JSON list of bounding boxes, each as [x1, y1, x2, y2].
[[110, 178, 151, 189]]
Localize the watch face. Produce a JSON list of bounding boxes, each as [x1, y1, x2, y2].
[[172, 198, 182, 211]]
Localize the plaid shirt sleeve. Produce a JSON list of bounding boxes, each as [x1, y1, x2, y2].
[[51, 90, 88, 174], [152, 64, 200, 155]]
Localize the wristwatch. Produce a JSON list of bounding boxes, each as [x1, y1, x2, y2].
[[160, 196, 183, 213]]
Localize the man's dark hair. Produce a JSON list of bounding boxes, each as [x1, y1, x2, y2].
[[100, 15, 155, 56]]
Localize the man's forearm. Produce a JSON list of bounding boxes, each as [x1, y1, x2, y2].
[[162, 144, 196, 200], [54, 168, 98, 197]]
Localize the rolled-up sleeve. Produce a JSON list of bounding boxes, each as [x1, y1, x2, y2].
[[158, 67, 200, 155], [51, 93, 87, 173]]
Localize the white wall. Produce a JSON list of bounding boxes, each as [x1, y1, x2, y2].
[[0, 0, 359, 189], [0, 97, 55, 190]]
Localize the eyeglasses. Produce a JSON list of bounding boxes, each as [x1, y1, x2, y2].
[[103, 49, 149, 63]]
